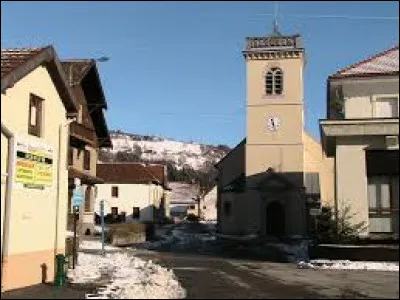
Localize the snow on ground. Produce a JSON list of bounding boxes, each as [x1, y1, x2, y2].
[[298, 260, 399, 272], [93, 225, 109, 235], [68, 252, 186, 299], [141, 223, 217, 252], [80, 240, 119, 251]]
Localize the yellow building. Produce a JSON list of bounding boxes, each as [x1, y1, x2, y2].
[[215, 26, 334, 237], [1, 46, 78, 291], [320, 45, 399, 238]]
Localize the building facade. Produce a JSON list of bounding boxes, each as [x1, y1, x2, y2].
[[216, 27, 334, 238], [95, 163, 171, 223], [1, 46, 78, 291], [320, 45, 399, 238], [61, 60, 112, 236]]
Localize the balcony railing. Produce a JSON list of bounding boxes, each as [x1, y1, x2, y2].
[[69, 121, 96, 146]]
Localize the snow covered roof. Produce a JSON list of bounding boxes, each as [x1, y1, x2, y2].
[[330, 45, 399, 79]]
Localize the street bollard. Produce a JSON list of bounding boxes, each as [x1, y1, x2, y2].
[[54, 254, 68, 286]]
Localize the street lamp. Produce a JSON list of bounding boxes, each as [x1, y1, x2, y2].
[[96, 56, 110, 62]]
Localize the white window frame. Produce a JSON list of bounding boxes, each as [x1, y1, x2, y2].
[[265, 67, 284, 96], [371, 94, 399, 118]]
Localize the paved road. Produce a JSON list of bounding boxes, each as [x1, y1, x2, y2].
[[134, 249, 399, 299]]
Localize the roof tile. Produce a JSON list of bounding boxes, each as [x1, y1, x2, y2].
[[97, 163, 167, 186], [331, 45, 399, 78], [1, 47, 47, 79]]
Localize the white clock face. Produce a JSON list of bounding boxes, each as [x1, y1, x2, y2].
[[267, 116, 281, 131]]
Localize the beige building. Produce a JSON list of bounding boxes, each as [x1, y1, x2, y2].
[[1, 46, 78, 291], [61, 60, 112, 236], [95, 163, 171, 223], [320, 45, 399, 238], [215, 27, 334, 238]]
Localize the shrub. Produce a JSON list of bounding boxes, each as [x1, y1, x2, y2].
[[186, 213, 200, 223], [314, 203, 367, 244]]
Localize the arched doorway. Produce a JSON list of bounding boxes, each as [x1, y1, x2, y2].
[[266, 201, 285, 237]]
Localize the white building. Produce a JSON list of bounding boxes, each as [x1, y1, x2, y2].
[[201, 186, 217, 221], [95, 163, 170, 223]]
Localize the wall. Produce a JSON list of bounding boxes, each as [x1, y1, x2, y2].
[[219, 191, 261, 235], [202, 186, 217, 221], [217, 141, 245, 186], [303, 132, 335, 206], [216, 141, 245, 233], [330, 77, 399, 119], [70, 146, 98, 177], [1, 133, 9, 264], [335, 136, 388, 235], [1, 66, 68, 290], [95, 183, 166, 222], [246, 53, 305, 183]]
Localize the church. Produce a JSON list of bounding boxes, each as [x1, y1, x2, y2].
[[215, 24, 334, 238]]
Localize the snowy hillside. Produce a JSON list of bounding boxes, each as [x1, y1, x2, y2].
[[99, 130, 230, 173]]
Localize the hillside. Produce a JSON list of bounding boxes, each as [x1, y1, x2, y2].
[[99, 130, 231, 187]]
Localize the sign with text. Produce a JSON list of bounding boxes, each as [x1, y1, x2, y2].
[[73, 188, 84, 208], [15, 137, 53, 190]]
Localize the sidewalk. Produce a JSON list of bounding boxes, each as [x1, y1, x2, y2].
[[1, 283, 95, 299]]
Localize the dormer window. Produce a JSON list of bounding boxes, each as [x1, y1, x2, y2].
[[265, 68, 283, 95]]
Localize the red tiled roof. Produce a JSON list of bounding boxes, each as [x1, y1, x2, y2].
[[97, 163, 167, 186], [330, 45, 399, 79], [1, 46, 78, 113], [68, 166, 104, 184], [1, 47, 47, 79]]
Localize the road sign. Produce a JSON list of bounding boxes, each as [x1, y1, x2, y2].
[[73, 189, 83, 207]]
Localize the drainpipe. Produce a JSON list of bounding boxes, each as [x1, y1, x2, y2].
[[1, 122, 15, 290], [54, 118, 75, 258]]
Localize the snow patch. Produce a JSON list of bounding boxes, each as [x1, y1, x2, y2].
[[297, 260, 399, 272], [68, 252, 186, 299]]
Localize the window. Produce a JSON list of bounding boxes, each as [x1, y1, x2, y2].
[[133, 207, 140, 219], [265, 68, 283, 95], [368, 176, 397, 233], [203, 206, 207, 209], [111, 207, 118, 216], [111, 186, 119, 198], [84, 149, 91, 170], [368, 177, 391, 212], [373, 96, 399, 118], [68, 147, 74, 166], [28, 94, 44, 137], [189, 205, 195, 210]]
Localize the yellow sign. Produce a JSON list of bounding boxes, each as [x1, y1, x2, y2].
[[15, 138, 53, 189]]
